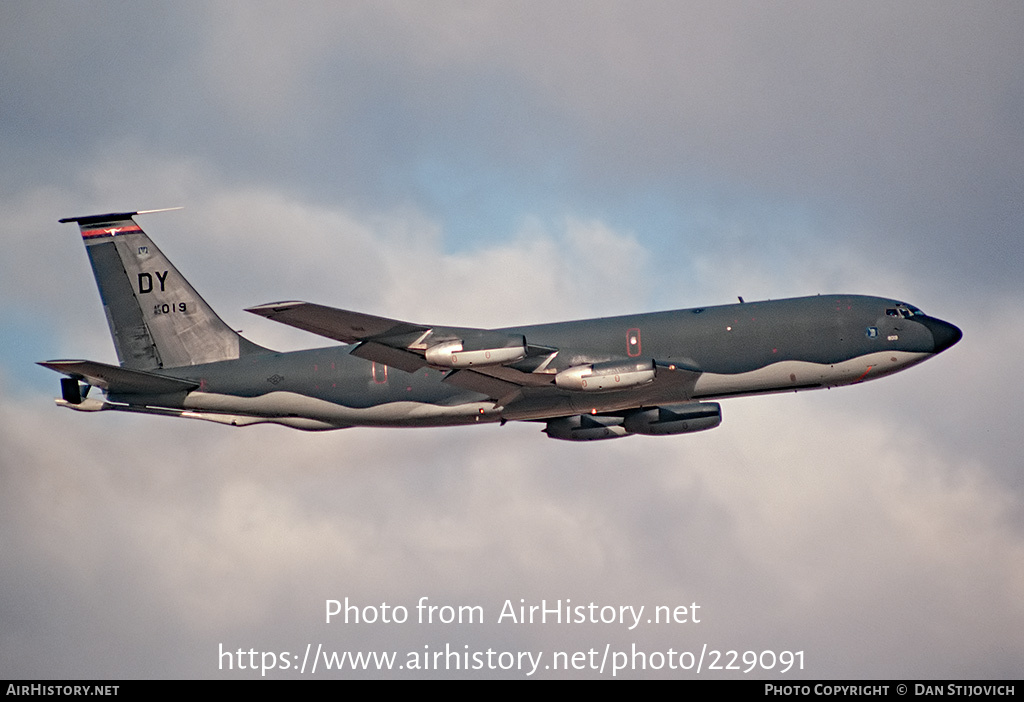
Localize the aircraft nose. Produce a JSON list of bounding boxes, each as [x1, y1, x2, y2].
[[921, 317, 962, 353]]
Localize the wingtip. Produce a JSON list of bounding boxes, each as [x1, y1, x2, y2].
[[245, 301, 308, 315], [38, 359, 87, 371]]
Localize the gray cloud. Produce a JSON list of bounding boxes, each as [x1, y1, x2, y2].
[[2, 1, 1020, 679]]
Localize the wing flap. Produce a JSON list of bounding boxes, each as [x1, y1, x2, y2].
[[441, 369, 524, 404], [467, 364, 556, 389], [349, 340, 427, 373]]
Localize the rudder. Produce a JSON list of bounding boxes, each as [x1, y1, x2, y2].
[[60, 210, 266, 370]]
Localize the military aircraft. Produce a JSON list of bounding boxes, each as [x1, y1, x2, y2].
[[40, 210, 961, 440]]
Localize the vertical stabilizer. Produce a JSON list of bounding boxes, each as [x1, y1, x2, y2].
[[60, 211, 266, 370]]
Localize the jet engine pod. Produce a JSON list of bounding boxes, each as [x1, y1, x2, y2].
[[622, 402, 722, 436], [554, 359, 656, 391], [544, 414, 628, 441], [424, 333, 527, 368]]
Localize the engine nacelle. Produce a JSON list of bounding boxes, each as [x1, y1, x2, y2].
[[622, 402, 722, 436], [424, 334, 527, 368], [554, 359, 656, 391], [544, 415, 628, 441]]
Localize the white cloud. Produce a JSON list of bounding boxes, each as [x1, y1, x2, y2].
[[7, 159, 1021, 676], [3, 1, 1022, 679], [6, 346, 1023, 677]]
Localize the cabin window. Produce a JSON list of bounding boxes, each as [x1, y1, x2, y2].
[[372, 362, 388, 384], [886, 305, 923, 319]]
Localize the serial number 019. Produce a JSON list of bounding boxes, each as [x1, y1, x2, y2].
[[154, 302, 189, 315], [707, 649, 804, 674]]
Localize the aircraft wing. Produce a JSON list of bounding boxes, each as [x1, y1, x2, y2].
[[246, 300, 706, 410], [246, 300, 432, 372], [247, 300, 557, 376], [440, 364, 560, 407], [245, 301, 429, 344]]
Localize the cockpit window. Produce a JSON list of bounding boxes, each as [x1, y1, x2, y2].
[[886, 304, 925, 319]]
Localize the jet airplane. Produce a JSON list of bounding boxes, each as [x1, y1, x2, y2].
[[40, 211, 961, 440]]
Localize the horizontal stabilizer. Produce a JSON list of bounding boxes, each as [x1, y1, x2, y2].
[[38, 359, 198, 394]]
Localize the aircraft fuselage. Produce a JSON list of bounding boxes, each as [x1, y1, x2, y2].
[[105, 294, 959, 430]]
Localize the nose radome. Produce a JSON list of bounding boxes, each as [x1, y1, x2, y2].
[[922, 317, 962, 353]]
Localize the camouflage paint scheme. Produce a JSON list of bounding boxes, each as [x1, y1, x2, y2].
[[41, 212, 961, 440]]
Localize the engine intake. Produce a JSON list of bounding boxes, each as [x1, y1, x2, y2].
[[622, 402, 722, 435], [424, 334, 527, 368], [544, 415, 628, 441], [554, 359, 656, 391]]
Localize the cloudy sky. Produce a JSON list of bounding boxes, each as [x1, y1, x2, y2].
[[2, 1, 1022, 679]]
